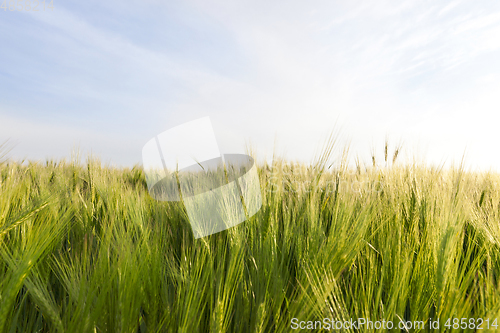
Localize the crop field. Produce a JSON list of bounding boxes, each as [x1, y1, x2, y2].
[[1, 144, 500, 332]]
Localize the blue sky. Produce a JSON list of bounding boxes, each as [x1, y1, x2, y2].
[[1, 0, 500, 170]]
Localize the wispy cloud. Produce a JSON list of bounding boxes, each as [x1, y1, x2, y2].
[[1, 0, 500, 169]]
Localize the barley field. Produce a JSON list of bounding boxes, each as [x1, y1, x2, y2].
[[1, 142, 500, 332]]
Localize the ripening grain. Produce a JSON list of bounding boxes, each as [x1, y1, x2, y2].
[[1, 143, 499, 332]]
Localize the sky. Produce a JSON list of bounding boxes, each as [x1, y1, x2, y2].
[[1, 0, 500, 170]]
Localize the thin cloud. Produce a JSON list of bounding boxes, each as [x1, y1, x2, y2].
[[1, 0, 500, 169]]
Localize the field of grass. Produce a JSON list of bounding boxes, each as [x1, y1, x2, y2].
[[1, 143, 500, 332]]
